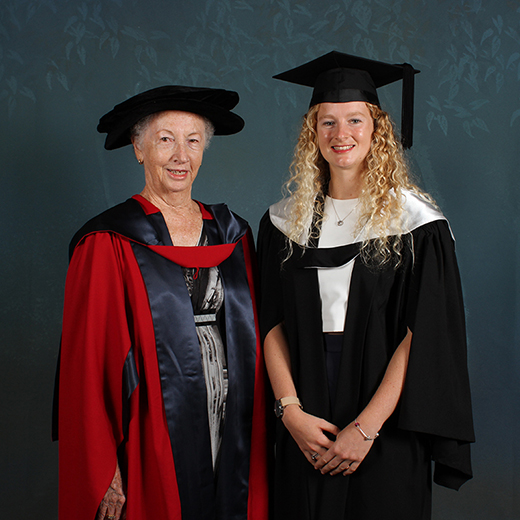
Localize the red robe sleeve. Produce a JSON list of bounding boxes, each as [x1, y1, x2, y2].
[[58, 233, 137, 519]]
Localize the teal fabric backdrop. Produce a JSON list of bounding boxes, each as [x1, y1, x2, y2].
[[1, 0, 519, 517]]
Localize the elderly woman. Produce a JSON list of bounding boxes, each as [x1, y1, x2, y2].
[[257, 52, 474, 520], [53, 86, 269, 520]]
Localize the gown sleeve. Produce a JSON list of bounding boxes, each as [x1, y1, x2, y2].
[[398, 219, 475, 490], [257, 211, 286, 341], [58, 232, 134, 519]]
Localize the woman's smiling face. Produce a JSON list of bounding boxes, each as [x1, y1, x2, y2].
[[133, 110, 206, 199], [316, 101, 374, 179]]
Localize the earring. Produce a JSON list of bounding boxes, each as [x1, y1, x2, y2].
[[138, 158, 144, 165]]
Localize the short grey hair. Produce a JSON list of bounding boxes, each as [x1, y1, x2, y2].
[[130, 112, 215, 150]]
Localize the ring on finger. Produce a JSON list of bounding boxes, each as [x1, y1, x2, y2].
[[311, 453, 319, 462]]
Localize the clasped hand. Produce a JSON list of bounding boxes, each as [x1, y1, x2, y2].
[[282, 407, 374, 476]]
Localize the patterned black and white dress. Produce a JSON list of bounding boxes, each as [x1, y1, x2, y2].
[[183, 229, 228, 469]]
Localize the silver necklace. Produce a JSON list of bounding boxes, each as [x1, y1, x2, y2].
[[330, 197, 357, 226]]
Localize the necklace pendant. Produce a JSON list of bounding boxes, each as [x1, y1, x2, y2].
[[337, 220, 344, 226]]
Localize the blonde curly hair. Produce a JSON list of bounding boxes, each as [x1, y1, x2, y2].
[[283, 102, 434, 267]]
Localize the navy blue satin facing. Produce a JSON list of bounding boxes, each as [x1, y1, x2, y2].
[[132, 242, 216, 519]]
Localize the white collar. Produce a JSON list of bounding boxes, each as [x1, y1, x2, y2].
[[269, 189, 449, 244]]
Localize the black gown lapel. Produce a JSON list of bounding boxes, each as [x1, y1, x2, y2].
[[204, 216, 256, 519], [289, 242, 361, 421], [333, 261, 381, 423], [287, 241, 381, 520]]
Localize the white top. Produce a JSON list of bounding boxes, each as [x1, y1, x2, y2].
[[318, 197, 360, 332]]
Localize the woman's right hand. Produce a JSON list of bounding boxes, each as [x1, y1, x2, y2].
[[281, 405, 340, 465], [96, 463, 126, 520]]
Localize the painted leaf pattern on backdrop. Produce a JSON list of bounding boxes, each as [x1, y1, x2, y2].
[[0, 0, 519, 135]]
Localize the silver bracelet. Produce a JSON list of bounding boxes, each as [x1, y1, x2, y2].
[[354, 421, 379, 441]]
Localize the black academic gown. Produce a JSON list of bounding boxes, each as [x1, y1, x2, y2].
[[257, 193, 474, 520]]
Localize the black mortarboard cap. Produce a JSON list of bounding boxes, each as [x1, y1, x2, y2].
[[273, 51, 419, 148], [97, 85, 245, 150]]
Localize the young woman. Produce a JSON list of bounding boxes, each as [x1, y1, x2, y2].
[[258, 51, 474, 520]]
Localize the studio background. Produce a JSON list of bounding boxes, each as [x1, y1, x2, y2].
[[1, 0, 519, 518]]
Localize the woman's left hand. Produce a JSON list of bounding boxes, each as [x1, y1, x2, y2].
[[314, 421, 375, 476]]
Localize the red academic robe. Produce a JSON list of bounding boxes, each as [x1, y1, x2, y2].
[[54, 195, 269, 520]]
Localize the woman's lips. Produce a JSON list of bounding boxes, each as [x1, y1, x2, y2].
[[331, 144, 354, 152], [167, 168, 189, 176]]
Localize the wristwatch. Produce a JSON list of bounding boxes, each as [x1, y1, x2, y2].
[[274, 396, 302, 418]]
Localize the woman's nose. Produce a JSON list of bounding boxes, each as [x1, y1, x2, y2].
[[171, 142, 189, 163], [335, 121, 349, 138]]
